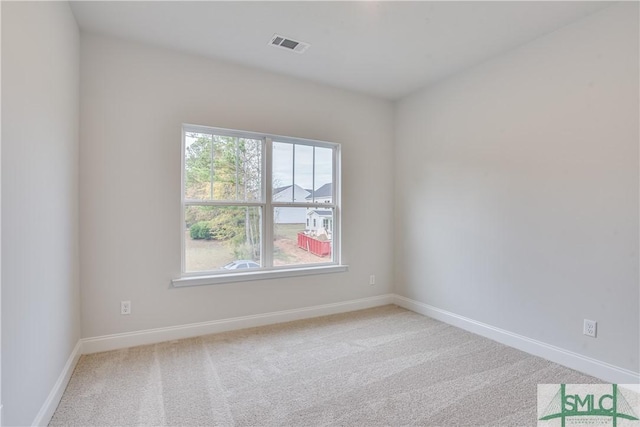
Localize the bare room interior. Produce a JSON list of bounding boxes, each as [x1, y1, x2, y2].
[[1, 1, 639, 426]]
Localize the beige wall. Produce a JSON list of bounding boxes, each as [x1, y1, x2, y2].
[[79, 34, 395, 338], [1, 2, 80, 425], [394, 3, 639, 372]]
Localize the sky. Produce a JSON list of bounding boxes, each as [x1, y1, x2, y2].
[[273, 141, 332, 191]]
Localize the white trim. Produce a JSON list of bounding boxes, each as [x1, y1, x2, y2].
[[263, 137, 273, 268], [393, 295, 640, 385], [32, 341, 82, 427], [173, 264, 348, 287], [181, 125, 341, 277], [183, 124, 338, 150], [270, 202, 336, 208], [333, 143, 342, 265], [180, 127, 186, 274], [75, 294, 637, 390], [82, 294, 393, 354]]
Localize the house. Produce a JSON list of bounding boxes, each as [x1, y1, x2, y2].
[[2, 2, 638, 426], [306, 210, 333, 237], [305, 183, 332, 204], [272, 184, 310, 224], [303, 183, 333, 234]]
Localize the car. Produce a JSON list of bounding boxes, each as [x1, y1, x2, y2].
[[222, 260, 260, 270]]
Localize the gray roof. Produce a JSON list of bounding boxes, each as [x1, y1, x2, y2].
[[305, 183, 332, 199], [274, 184, 310, 196], [273, 185, 292, 195], [311, 210, 332, 217]]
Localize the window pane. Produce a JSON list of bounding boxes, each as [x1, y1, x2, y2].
[[185, 205, 262, 272], [212, 135, 262, 202], [183, 126, 340, 277], [273, 207, 333, 267], [273, 142, 328, 204], [313, 147, 333, 204], [294, 144, 313, 198], [184, 132, 212, 200], [238, 137, 262, 201], [272, 142, 293, 202]]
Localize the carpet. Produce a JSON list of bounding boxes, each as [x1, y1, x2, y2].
[[50, 305, 600, 426]]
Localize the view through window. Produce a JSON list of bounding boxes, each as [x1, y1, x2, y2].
[[182, 125, 339, 275]]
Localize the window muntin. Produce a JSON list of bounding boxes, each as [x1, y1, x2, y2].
[[181, 125, 340, 277]]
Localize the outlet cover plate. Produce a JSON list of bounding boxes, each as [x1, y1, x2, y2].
[[583, 319, 597, 337], [121, 300, 131, 315]]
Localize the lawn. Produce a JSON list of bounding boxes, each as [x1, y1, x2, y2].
[[274, 223, 305, 240], [185, 223, 329, 272], [185, 231, 236, 272]]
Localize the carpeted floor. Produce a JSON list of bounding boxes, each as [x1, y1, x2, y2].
[[50, 305, 600, 426]]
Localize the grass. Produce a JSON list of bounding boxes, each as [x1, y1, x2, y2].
[[274, 223, 305, 240], [185, 223, 327, 271], [185, 231, 236, 272]]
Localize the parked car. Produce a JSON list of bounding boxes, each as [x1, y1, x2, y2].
[[222, 260, 260, 270]]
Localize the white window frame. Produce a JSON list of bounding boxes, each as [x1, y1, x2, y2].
[[173, 124, 347, 287]]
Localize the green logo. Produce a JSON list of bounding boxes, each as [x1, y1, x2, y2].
[[539, 384, 639, 427]]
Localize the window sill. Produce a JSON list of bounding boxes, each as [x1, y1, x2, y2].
[[172, 264, 349, 287]]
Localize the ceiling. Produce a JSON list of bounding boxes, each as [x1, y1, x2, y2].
[[69, 1, 612, 100]]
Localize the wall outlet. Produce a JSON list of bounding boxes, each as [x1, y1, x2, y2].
[[121, 300, 131, 315], [583, 319, 597, 338], [369, 274, 376, 285]]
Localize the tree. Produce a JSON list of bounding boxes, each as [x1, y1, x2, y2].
[[185, 133, 262, 260]]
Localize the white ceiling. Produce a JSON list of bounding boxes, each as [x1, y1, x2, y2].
[[69, 1, 612, 100]]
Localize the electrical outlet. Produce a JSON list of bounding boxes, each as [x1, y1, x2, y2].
[[583, 319, 597, 338], [369, 274, 376, 285], [121, 300, 131, 315]]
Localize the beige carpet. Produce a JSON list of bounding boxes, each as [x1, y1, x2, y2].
[[50, 305, 599, 426]]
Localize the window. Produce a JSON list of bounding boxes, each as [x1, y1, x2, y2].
[[177, 124, 344, 285]]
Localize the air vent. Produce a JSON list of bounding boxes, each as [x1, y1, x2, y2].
[[268, 34, 310, 54]]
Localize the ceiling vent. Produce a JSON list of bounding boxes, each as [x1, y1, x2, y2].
[[268, 34, 310, 54]]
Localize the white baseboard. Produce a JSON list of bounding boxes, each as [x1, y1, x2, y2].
[[394, 295, 640, 385], [32, 340, 82, 427], [80, 293, 637, 384], [33, 293, 636, 427], [82, 294, 395, 354]]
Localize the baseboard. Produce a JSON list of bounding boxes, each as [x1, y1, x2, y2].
[[33, 293, 636, 426], [80, 293, 637, 383], [82, 294, 395, 354], [394, 295, 640, 385], [32, 340, 82, 427]]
